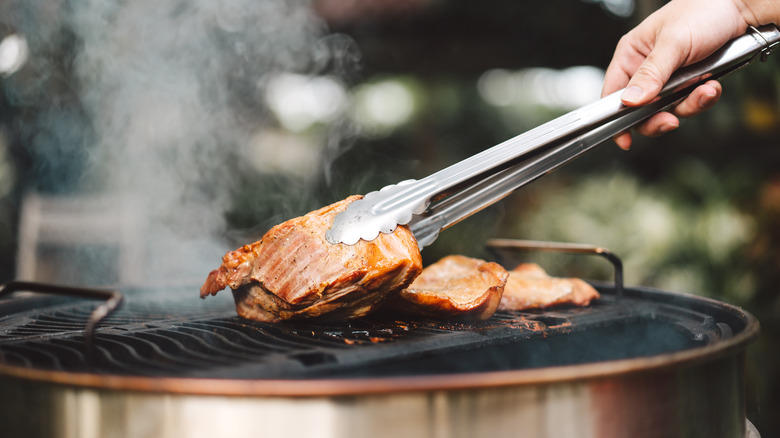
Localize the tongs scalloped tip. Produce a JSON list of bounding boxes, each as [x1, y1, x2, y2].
[[326, 179, 425, 246]]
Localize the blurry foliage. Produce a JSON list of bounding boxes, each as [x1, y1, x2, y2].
[[507, 164, 757, 303]]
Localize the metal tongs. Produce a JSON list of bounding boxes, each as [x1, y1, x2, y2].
[[327, 25, 780, 249]]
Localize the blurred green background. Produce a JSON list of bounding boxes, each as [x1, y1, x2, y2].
[[0, 0, 778, 435]]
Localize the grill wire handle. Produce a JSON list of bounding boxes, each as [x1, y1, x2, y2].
[[0, 281, 124, 362], [327, 25, 780, 248], [486, 239, 624, 299]]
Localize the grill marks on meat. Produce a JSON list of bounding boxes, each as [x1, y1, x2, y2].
[[385, 255, 509, 321], [498, 263, 600, 311], [200, 195, 423, 322]]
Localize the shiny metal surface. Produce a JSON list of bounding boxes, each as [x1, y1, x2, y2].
[[326, 25, 780, 247], [0, 350, 751, 438], [486, 238, 624, 297], [0, 286, 759, 438], [0, 281, 123, 357]]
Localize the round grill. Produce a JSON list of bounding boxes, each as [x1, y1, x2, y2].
[[0, 280, 759, 438], [0, 285, 746, 380]]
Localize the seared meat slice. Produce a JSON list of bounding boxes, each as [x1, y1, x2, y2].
[[385, 255, 508, 321], [498, 263, 600, 311], [200, 195, 423, 322]]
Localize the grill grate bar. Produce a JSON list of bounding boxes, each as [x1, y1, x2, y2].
[[0, 286, 741, 379], [90, 335, 194, 374], [168, 326, 292, 360], [97, 333, 222, 371], [133, 330, 258, 365], [1, 343, 64, 369], [0, 349, 32, 368], [179, 321, 297, 354]]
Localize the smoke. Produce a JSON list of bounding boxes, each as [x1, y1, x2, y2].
[[3, 0, 352, 286]]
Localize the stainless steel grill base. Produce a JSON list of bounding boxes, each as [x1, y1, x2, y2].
[[0, 356, 756, 438], [0, 283, 759, 438]]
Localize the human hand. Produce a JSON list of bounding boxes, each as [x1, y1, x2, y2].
[[601, 0, 756, 149]]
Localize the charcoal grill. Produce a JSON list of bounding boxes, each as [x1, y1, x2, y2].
[[0, 241, 760, 438]]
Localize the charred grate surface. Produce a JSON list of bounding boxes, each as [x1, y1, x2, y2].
[[0, 286, 745, 379]]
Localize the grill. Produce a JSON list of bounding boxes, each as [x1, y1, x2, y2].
[[0, 285, 739, 380], [0, 242, 760, 438]]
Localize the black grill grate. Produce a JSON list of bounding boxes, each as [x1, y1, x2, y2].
[[0, 286, 738, 379]]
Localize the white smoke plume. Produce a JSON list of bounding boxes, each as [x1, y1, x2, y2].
[[3, 0, 355, 286]]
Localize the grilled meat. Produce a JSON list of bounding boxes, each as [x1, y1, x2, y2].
[[385, 255, 508, 321], [498, 263, 600, 311], [200, 195, 423, 322]]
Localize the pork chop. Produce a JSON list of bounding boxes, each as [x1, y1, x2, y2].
[[498, 263, 600, 311], [200, 195, 423, 322], [385, 255, 508, 321]]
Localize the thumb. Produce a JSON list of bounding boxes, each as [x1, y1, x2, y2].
[[620, 42, 685, 107]]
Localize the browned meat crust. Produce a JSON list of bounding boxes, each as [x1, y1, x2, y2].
[[498, 263, 600, 311], [385, 255, 508, 321], [200, 195, 423, 322]]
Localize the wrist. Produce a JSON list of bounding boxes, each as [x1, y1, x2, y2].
[[732, 0, 780, 26]]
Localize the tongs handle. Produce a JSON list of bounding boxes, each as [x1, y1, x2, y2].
[[327, 25, 780, 248], [409, 24, 780, 246], [408, 90, 691, 246]]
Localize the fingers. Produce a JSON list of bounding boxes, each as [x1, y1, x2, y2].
[[614, 80, 722, 150], [672, 80, 721, 117], [613, 113, 678, 151], [602, 33, 655, 98], [613, 132, 633, 151], [602, 52, 638, 98], [620, 32, 690, 107], [634, 112, 680, 137], [601, 0, 747, 150]]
